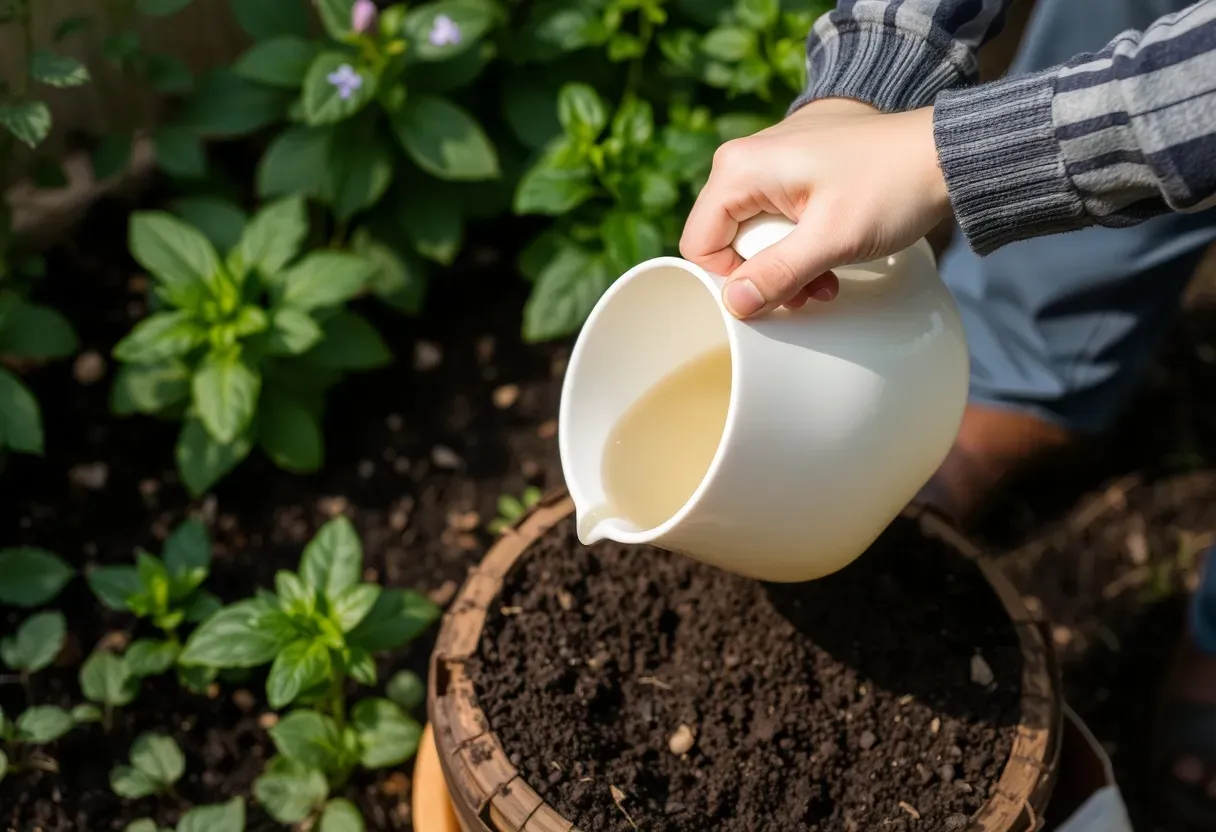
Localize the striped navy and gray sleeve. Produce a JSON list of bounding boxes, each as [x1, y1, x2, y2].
[[794, 0, 1216, 255]]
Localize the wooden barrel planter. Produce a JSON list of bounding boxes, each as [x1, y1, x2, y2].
[[425, 491, 1063, 832]]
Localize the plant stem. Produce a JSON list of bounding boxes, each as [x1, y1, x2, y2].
[[19, 670, 32, 705]]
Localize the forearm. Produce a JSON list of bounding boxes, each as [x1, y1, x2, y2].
[[792, 0, 1014, 114], [935, 0, 1216, 254]]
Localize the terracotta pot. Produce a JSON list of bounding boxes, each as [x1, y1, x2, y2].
[[427, 491, 1064, 832]]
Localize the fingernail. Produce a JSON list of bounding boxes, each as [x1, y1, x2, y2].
[[724, 279, 763, 318], [813, 285, 836, 302]]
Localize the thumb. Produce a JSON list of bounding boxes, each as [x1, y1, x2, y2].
[[721, 221, 845, 319]]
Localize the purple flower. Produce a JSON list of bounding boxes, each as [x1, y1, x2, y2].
[[428, 14, 462, 47], [326, 64, 364, 100], [351, 0, 378, 33]]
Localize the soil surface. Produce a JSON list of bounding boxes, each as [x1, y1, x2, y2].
[[470, 516, 1023, 832]]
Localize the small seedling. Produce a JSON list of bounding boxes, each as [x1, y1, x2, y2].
[[488, 486, 542, 534], [79, 649, 140, 731], [0, 700, 93, 782], [111, 732, 185, 799], [87, 519, 222, 688], [2, 611, 66, 680], [179, 516, 439, 828], [124, 796, 245, 832]]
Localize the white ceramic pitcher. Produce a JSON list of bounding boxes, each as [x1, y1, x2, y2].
[[558, 214, 969, 582]]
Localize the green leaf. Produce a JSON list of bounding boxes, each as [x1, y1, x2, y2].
[[352, 698, 421, 768], [234, 36, 318, 88], [1, 611, 65, 673], [111, 765, 163, 799], [71, 703, 103, 724], [125, 639, 181, 677], [176, 418, 253, 497], [179, 597, 296, 668], [123, 821, 157, 832], [15, 705, 75, 743], [230, 0, 309, 39], [54, 16, 92, 41], [164, 519, 211, 588], [178, 798, 246, 832], [530, 2, 606, 51], [258, 393, 323, 473], [80, 652, 139, 707], [136, 0, 194, 15], [128, 211, 222, 309], [601, 211, 663, 275], [254, 757, 328, 824], [306, 311, 390, 371], [0, 302, 78, 360], [632, 170, 680, 213], [346, 589, 439, 652], [300, 517, 361, 601], [269, 710, 345, 771], [88, 565, 141, 610], [344, 647, 377, 686], [185, 590, 223, 623], [610, 97, 654, 145], [30, 50, 90, 87], [145, 53, 194, 93], [502, 74, 561, 151], [101, 31, 141, 67], [266, 642, 330, 709], [177, 69, 291, 138], [257, 125, 332, 199], [397, 187, 462, 265], [736, 0, 779, 28], [112, 311, 207, 364], [193, 350, 260, 444], [153, 125, 206, 179], [514, 156, 595, 216], [278, 252, 373, 311], [0, 368, 43, 454], [0, 102, 51, 148], [391, 95, 499, 181], [0, 547, 73, 606], [607, 31, 645, 61], [702, 27, 757, 61], [301, 53, 376, 126], [402, 1, 498, 61], [170, 198, 247, 255], [319, 798, 365, 832], [385, 670, 425, 711], [517, 230, 565, 282], [110, 361, 191, 416], [557, 83, 607, 141], [315, 0, 356, 39], [330, 584, 380, 632], [322, 128, 393, 223], [92, 134, 133, 180], [266, 308, 323, 355], [231, 196, 307, 280], [275, 572, 315, 616], [522, 246, 612, 342], [352, 230, 426, 315], [129, 732, 186, 787]]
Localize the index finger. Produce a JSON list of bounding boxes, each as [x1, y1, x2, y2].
[[679, 174, 765, 277]]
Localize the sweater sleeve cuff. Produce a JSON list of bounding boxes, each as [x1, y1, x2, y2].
[[933, 69, 1087, 254], [790, 22, 968, 115]]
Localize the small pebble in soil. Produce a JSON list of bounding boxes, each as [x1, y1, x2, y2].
[[431, 445, 463, 469], [357, 460, 375, 479], [537, 420, 558, 439], [68, 461, 109, 490], [73, 350, 106, 384], [859, 730, 878, 751], [414, 340, 443, 370], [669, 724, 696, 756], [970, 653, 995, 687], [385, 412, 404, 431], [493, 384, 520, 409], [232, 690, 256, 713]]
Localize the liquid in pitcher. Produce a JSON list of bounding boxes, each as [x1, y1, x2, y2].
[[599, 345, 732, 531]]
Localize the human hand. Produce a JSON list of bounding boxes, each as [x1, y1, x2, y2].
[[679, 98, 951, 319]]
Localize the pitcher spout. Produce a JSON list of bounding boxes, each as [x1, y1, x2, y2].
[[575, 504, 629, 546]]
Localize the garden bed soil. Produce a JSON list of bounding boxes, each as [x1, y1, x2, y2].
[[467, 516, 1025, 832], [0, 194, 564, 831]]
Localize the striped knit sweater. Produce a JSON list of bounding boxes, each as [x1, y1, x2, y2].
[[792, 0, 1216, 254]]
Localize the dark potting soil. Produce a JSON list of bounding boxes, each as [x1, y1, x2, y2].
[[0, 191, 565, 831], [470, 516, 1025, 832]]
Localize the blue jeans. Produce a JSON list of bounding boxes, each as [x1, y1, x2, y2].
[[943, 0, 1216, 639]]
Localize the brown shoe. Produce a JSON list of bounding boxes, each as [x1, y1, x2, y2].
[[912, 403, 1078, 528]]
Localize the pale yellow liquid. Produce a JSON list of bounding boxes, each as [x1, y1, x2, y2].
[[599, 345, 732, 531]]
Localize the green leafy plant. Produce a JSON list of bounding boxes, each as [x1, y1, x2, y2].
[[124, 796, 246, 832], [178, 516, 439, 827], [79, 649, 140, 731], [86, 519, 221, 686], [488, 485, 542, 533], [0, 290, 79, 458], [109, 197, 391, 494], [111, 732, 185, 799]]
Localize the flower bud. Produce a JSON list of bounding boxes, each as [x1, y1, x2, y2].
[[351, 0, 378, 33]]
